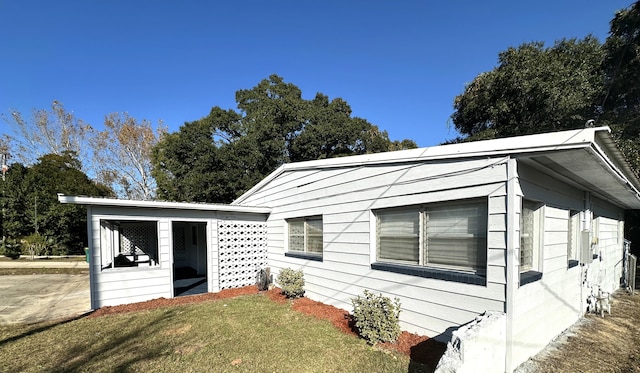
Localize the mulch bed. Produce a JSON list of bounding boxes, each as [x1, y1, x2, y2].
[[87, 285, 446, 368]]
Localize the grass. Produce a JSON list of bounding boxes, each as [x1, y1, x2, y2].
[[0, 256, 86, 262], [0, 294, 412, 373], [0, 268, 88, 275]]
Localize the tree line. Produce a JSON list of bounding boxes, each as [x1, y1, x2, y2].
[[1, 1, 639, 255], [0, 76, 415, 255]]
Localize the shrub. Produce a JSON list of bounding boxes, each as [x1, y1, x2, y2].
[[277, 268, 305, 298], [351, 290, 401, 345], [23, 233, 50, 258], [3, 239, 22, 260]]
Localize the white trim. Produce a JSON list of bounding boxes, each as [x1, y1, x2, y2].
[[234, 127, 639, 205], [58, 194, 271, 214]]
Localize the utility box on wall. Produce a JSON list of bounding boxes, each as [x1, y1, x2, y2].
[[580, 230, 592, 265]]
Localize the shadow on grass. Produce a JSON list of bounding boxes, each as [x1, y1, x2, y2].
[[48, 311, 176, 373], [3, 309, 180, 373], [0, 312, 93, 347]]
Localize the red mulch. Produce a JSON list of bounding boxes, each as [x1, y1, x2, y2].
[[87, 285, 446, 368], [88, 286, 259, 318]]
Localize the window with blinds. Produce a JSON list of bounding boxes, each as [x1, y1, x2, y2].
[[288, 217, 323, 255], [376, 199, 488, 275]]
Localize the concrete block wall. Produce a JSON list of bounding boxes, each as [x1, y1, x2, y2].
[[435, 311, 507, 373]]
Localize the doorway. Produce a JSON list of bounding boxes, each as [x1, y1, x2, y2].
[[172, 221, 208, 296]]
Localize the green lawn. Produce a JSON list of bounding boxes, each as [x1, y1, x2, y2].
[[0, 294, 418, 373], [0, 256, 86, 262]]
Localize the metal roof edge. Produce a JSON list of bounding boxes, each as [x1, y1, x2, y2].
[[57, 194, 271, 214], [233, 127, 605, 203]]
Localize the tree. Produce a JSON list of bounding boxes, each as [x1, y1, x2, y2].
[[152, 75, 416, 203], [2, 101, 93, 168], [1, 152, 113, 254], [448, 1, 640, 253], [451, 37, 605, 140], [152, 111, 239, 203], [91, 112, 166, 200]]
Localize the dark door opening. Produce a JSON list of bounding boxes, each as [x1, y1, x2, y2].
[[172, 221, 208, 296]]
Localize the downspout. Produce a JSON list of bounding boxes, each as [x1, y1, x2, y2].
[[505, 156, 518, 372]]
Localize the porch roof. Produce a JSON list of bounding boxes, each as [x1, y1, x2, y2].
[[57, 194, 271, 214]]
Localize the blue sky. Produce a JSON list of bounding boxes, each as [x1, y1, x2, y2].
[[0, 1, 633, 147]]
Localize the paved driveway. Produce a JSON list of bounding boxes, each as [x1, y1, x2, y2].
[[0, 273, 90, 324]]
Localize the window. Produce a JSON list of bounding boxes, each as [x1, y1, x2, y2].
[[376, 199, 488, 276], [567, 210, 580, 268], [520, 200, 543, 285], [100, 220, 159, 270], [287, 217, 323, 258]]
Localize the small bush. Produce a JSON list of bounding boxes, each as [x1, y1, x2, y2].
[[351, 290, 401, 345], [277, 268, 305, 298], [3, 239, 22, 260], [23, 233, 50, 258]]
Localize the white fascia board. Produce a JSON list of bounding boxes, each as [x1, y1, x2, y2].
[[233, 127, 606, 205], [58, 194, 271, 214]]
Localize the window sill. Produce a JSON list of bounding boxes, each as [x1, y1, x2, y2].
[[519, 270, 542, 286], [567, 260, 579, 269], [101, 265, 162, 272], [371, 262, 486, 286], [285, 252, 323, 262]]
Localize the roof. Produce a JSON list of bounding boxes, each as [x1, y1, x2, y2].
[[233, 127, 640, 209], [57, 194, 271, 214]]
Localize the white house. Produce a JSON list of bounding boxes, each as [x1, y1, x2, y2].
[[59, 126, 640, 372]]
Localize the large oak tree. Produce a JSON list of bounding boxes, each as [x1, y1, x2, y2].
[[152, 75, 417, 203]]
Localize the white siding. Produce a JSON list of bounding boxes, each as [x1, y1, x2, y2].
[[88, 206, 268, 308], [242, 158, 510, 338], [592, 199, 625, 294], [510, 164, 604, 369]]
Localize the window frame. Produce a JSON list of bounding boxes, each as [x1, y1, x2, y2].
[[567, 210, 580, 268], [286, 216, 323, 260], [99, 219, 160, 271], [519, 199, 544, 285], [374, 198, 489, 280]]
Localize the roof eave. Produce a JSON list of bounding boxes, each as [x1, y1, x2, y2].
[[58, 194, 271, 214]]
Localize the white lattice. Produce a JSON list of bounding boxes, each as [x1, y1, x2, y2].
[[218, 220, 268, 289], [120, 223, 156, 256]]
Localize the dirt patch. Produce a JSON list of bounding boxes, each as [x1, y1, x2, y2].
[[516, 290, 640, 372], [87, 285, 445, 368]]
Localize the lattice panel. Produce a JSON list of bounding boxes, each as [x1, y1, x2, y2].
[[120, 223, 156, 256], [173, 225, 185, 251], [218, 220, 268, 289]]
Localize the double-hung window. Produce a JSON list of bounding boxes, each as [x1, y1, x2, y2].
[[376, 199, 488, 276], [287, 217, 323, 258]]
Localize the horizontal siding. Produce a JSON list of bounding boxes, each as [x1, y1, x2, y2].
[[247, 158, 510, 337], [94, 269, 171, 307], [511, 166, 587, 367]]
